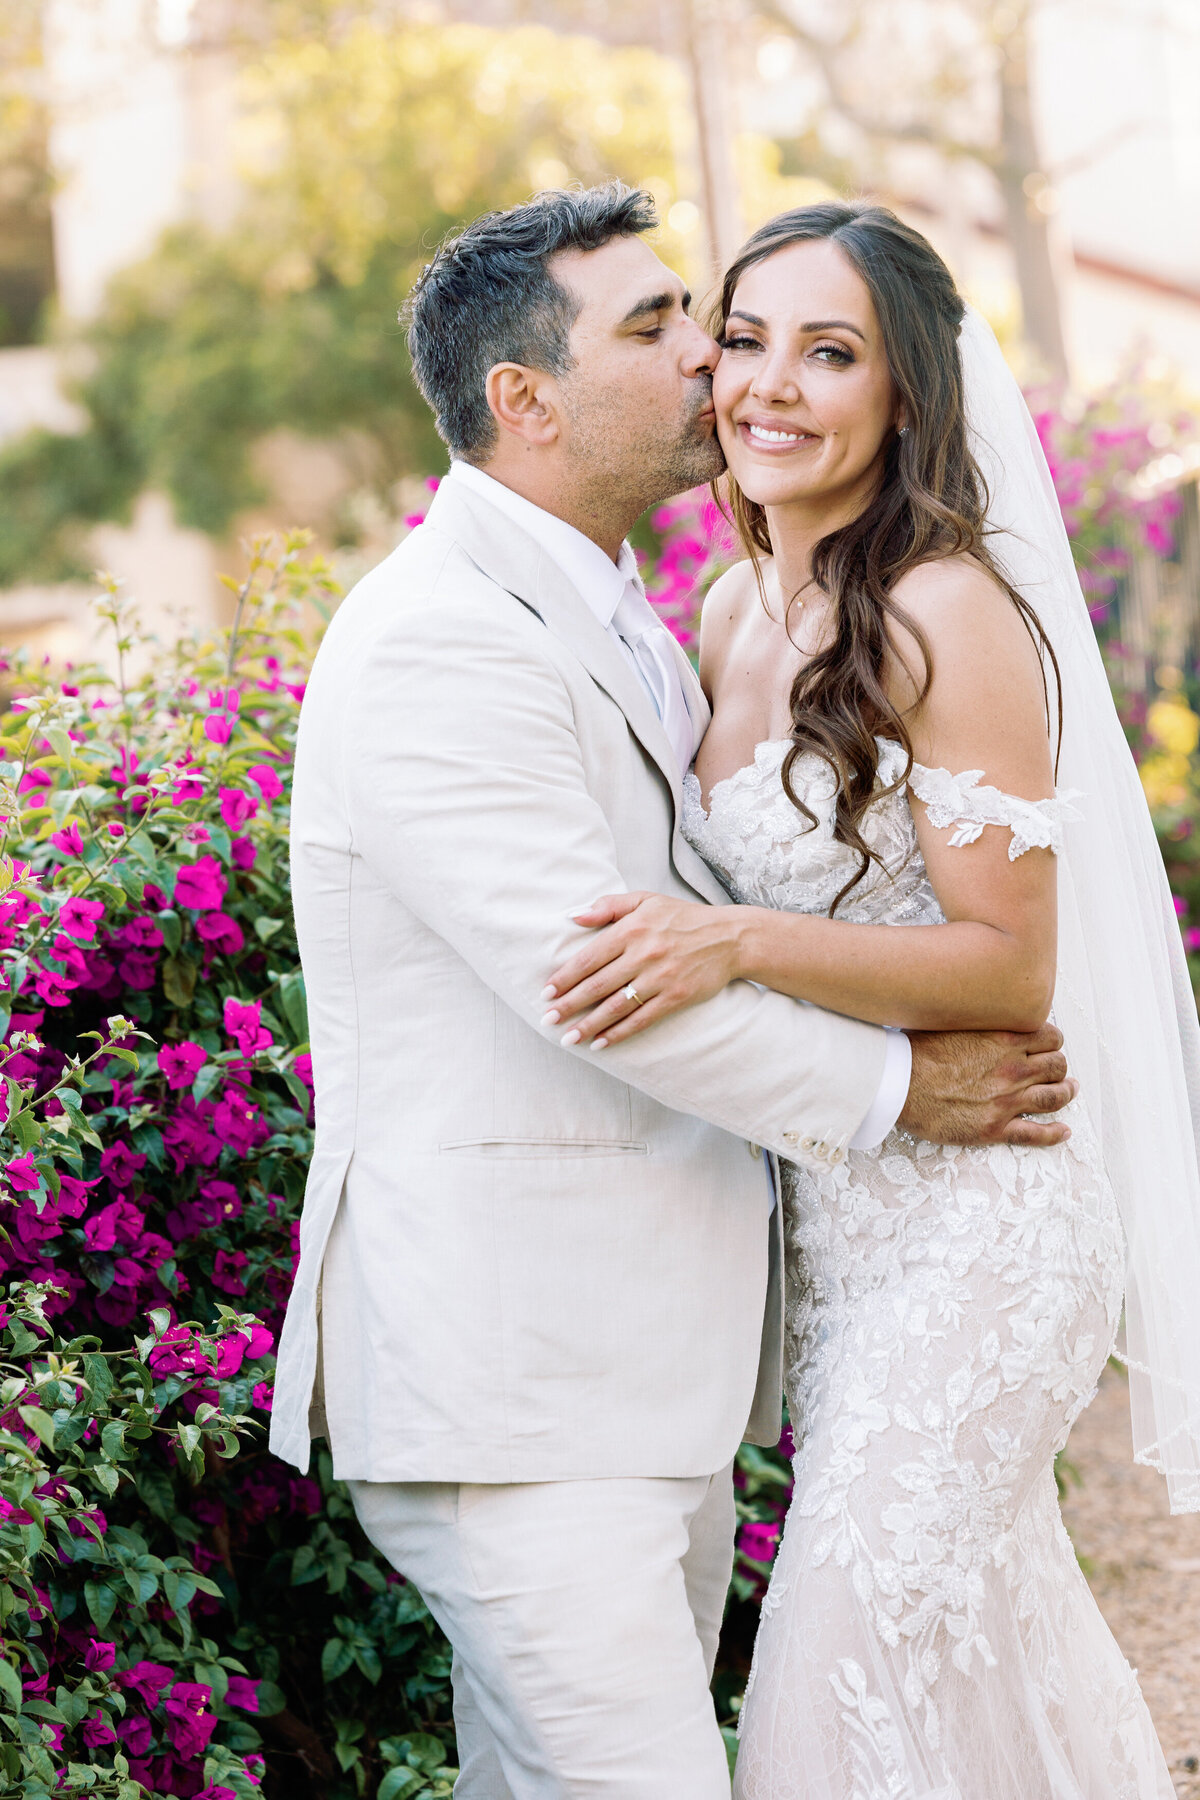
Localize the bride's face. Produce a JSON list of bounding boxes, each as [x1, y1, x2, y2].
[[712, 238, 902, 518]]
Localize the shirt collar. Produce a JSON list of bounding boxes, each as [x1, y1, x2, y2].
[[445, 460, 637, 630]]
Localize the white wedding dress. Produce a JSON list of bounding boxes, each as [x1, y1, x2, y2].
[[681, 737, 1174, 1800]]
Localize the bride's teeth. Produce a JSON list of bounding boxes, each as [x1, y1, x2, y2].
[[748, 424, 802, 443]]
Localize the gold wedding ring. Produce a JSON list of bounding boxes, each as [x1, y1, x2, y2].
[[623, 983, 642, 1006]]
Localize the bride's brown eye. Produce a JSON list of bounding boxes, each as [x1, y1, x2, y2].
[[813, 342, 854, 365]]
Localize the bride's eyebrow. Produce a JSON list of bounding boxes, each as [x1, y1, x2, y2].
[[727, 309, 866, 342]]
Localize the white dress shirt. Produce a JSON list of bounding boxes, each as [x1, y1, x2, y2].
[[442, 459, 909, 1151]]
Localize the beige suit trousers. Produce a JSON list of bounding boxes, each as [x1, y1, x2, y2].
[[349, 1467, 736, 1798]]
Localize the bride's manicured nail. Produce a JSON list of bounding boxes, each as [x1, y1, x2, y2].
[[540, 985, 557, 1000], [560, 1028, 581, 1047], [541, 1010, 560, 1027], [591, 1037, 608, 1051]]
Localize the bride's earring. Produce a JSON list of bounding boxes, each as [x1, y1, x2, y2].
[[898, 425, 910, 438]]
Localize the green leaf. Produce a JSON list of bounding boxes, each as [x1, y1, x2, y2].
[[83, 1580, 118, 1631], [45, 727, 74, 766], [378, 1770, 425, 1800], [81, 1353, 113, 1410], [90, 1462, 119, 1498], [56, 1687, 87, 1730], [348, 1559, 388, 1593], [163, 1569, 197, 1614], [254, 1679, 286, 1718], [354, 1645, 382, 1684], [162, 954, 197, 1006], [20, 1700, 66, 1724], [320, 1637, 355, 1683], [116, 865, 145, 904], [400, 1734, 451, 1774], [279, 970, 309, 1040], [155, 908, 182, 955], [17, 1407, 55, 1451], [129, 1122, 165, 1169], [0, 1658, 22, 1713], [100, 1420, 128, 1462]]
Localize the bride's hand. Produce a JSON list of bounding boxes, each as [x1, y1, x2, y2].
[[542, 892, 744, 1048]]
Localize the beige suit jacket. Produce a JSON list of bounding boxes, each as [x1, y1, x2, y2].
[[269, 479, 888, 1481]]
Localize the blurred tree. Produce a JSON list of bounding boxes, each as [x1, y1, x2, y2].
[[750, 0, 1084, 381], [0, 0, 55, 345], [0, 15, 703, 579]]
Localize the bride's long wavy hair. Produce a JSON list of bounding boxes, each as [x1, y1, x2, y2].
[[711, 202, 1060, 913]]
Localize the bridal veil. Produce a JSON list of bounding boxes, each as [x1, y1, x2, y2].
[[961, 305, 1200, 1512]]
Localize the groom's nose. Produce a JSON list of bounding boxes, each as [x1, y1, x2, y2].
[[681, 319, 721, 378]]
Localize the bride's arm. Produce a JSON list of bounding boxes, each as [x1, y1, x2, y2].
[[545, 559, 1060, 1043]]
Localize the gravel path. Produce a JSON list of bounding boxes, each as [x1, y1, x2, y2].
[[1061, 1365, 1200, 1797]]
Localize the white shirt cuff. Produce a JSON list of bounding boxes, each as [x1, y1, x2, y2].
[[848, 1027, 911, 1151]]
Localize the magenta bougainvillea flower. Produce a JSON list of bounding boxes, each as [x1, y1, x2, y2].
[[173, 854, 228, 912], [158, 1040, 207, 1090], [195, 912, 245, 955], [4, 1155, 40, 1194], [164, 1680, 217, 1759], [248, 763, 284, 802], [222, 996, 273, 1057], [218, 787, 258, 833], [98, 1143, 147, 1188], [58, 897, 105, 941], [48, 823, 84, 857]]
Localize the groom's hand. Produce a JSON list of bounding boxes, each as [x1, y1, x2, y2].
[[899, 1024, 1075, 1147]]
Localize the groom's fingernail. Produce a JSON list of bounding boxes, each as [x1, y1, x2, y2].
[[541, 1010, 560, 1027], [560, 1028, 581, 1047]]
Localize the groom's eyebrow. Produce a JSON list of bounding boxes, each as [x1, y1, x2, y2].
[[619, 288, 690, 326]]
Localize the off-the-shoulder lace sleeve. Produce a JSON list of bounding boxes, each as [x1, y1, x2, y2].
[[908, 763, 1084, 861]]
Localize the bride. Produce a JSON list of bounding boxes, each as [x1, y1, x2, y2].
[[543, 203, 1200, 1797]]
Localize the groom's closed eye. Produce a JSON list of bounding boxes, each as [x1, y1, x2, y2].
[[620, 289, 692, 335]]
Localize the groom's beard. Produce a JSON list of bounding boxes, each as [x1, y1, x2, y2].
[[564, 377, 727, 518], [668, 380, 727, 492]]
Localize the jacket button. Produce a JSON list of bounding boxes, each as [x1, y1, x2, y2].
[[831, 1147, 846, 1164], [782, 1131, 799, 1145], [800, 1135, 816, 1152]]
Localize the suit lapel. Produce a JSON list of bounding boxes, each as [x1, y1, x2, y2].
[[425, 480, 731, 907]]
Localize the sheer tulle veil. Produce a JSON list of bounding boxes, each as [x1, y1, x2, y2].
[[959, 305, 1200, 1511]]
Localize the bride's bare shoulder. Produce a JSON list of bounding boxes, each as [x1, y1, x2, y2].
[[886, 553, 1045, 714]]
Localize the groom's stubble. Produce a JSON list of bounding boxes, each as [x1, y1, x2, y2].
[[559, 370, 727, 527]]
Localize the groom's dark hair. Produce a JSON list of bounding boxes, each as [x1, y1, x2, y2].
[[405, 181, 658, 461]]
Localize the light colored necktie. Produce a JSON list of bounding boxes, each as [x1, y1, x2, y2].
[[610, 580, 697, 780]]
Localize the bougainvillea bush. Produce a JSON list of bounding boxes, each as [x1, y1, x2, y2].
[[0, 540, 456, 1799]]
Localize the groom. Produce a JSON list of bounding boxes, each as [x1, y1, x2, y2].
[[271, 183, 1074, 1796]]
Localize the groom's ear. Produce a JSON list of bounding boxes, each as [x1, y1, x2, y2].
[[485, 363, 561, 448]]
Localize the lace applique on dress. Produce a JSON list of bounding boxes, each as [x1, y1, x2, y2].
[[908, 763, 1084, 861]]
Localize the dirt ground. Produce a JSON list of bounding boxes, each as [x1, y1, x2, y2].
[[1061, 1365, 1200, 1797]]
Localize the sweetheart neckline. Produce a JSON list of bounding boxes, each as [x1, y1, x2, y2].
[[688, 735, 908, 821]]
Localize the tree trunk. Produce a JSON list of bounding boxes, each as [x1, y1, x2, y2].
[[995, 3, 1072, 382], [676, 0, 744, 279]]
